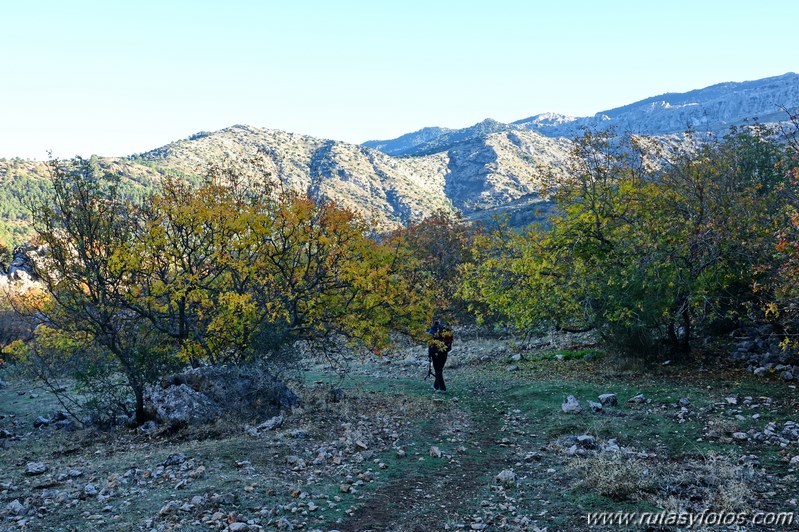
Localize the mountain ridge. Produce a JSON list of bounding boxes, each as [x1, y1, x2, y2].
[[2, 73, 798, 244], [370, 72, 799, 156]]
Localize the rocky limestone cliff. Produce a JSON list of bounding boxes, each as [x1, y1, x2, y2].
[[371, 73, 799, 156], [137, 124, 571, 225]]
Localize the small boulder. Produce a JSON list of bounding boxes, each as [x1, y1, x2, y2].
[[781, 371, 794, 381], [603, 438, 621, 453], [495, 469, 516, 487], [576, 435, 596, 448], [138, 420, 158, 434], [562, 395, 582, 414], [598, 393, 617, 406], [628, 393, 646, 404], [732, 432, 749, 441], [789, 455, 799, 465], [146, 384, 222, 425], [24, 462, 48, 475], [33, 416, 50, 428], [6, 499, 26, 516], [588, 400, 603, 413], [163, 453, 186, 466], [257, 415, 284, 432]]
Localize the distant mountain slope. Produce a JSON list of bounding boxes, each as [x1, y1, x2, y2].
[[3, 73, 796, 245], [516, 72, 799, 138], [137, 124, 571, 226], [363, 119, 518, 157], [362, 126, 453, 156], [367, 72, 799, 156], [138, 125, 453, 227]]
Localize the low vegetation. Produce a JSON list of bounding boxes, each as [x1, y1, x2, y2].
[[2, 335, 798, 530]]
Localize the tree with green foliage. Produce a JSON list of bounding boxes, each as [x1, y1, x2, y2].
[[461, 127, 787, 355], [389, 210, 479, 321], [21, 158, 176, 423], [14, 156, 434, 424]]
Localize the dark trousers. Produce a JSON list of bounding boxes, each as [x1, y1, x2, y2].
[[429, 347, 448, 391]]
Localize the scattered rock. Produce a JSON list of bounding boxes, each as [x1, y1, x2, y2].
[[138, 420, 158, 434], [159, 500, 180, 516], [588, 400, 603, 413], [429, 446, 443, 458], [495, 469, 516, 487], [146, 366, 299, 426], [781, 370, 794, 381], [24, 462, 48, 475], [598, 393, 617, 406], [604, 438, 621, 453], [84, 483, 98, 496], [145, 383, 223, 425], [33, 416, 50, 428], [6, 499, 26, 515], [506, 364, 519, 372], [562, 395, 582, 414], [576, 435, 596, 448], [628, 393, 646, 404], [0, 429, 13, 438], [789, 455, 799, 465], [725, 396, 739, 405], [732, 432, 749, 441], [678, 397, 691, 407], [164, 453, 186, 466]]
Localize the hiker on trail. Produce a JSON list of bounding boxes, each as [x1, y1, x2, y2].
[[427, 318, 453, 393]]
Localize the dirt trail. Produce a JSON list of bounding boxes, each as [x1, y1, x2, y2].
[[338, 385, 511, 532]]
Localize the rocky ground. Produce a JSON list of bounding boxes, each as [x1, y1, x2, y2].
[[1, 332, 799, 531]]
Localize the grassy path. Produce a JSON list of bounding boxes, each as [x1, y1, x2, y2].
[[337, 380, 513, 531]]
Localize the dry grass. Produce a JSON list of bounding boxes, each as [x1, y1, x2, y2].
[[569, 452, 659, 501], [568, 450, 758, 511]]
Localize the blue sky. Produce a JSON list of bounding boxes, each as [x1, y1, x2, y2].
[[1, 0, 796, 159]]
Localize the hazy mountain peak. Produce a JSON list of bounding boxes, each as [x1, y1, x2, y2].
[[368, 72, 799, 156]]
